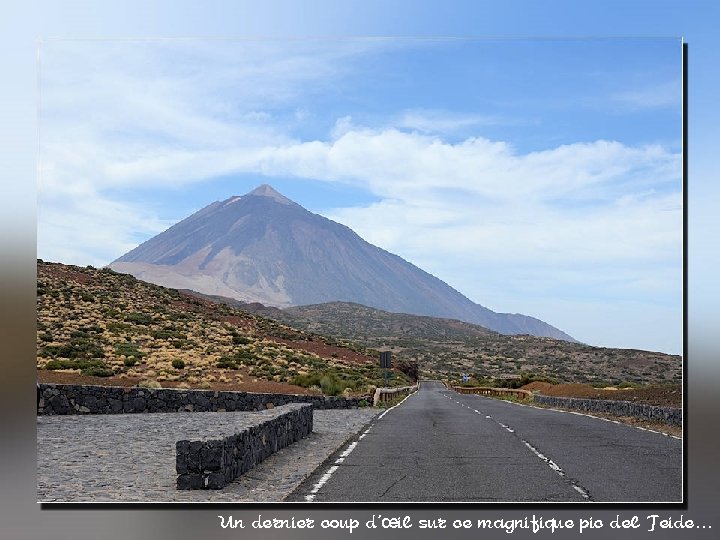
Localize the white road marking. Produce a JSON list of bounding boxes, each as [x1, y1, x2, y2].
[[458, 391, 680, 439], [309, 465, 339, 495], [339, 442, 358, 458], [456, 392, 591, 500], [306, 387, 417, 499]]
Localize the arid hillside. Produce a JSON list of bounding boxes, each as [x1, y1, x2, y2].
[[260, 302, 681, 388], [36, 261, 411, 396]]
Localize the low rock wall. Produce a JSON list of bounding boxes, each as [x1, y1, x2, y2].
[[38, 383, 360, 415], [176, 403, 313, 490], [532, 394, 682, 426]]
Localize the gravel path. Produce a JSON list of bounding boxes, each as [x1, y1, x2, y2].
[[37, 408, 379, 502]]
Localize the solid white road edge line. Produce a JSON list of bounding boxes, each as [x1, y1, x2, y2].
[[306, 387, 418, 500]]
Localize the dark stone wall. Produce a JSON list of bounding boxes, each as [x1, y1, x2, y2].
[[38, 383, 361, 415], [533, 394, 682, 426], [176, 403, 313, 490]]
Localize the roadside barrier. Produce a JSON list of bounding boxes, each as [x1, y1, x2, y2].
[[38, 383, 361, 415], [450, 385, 681, 426], [176, 403, 313, 490], [373, 384, 419, 406], [452, 386, 532, 400], [532, 394, 681, 426]]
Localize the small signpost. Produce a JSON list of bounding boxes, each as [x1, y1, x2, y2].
[[379, 351, 392, 386]]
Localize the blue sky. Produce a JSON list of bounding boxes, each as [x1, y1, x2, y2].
[[36, 35, 683, 354]]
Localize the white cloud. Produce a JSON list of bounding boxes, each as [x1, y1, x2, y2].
[[255, 129, 679, 203], [36, 39, 682, 352], [393, 108, 519, 134], [37, 188, 172, 267]]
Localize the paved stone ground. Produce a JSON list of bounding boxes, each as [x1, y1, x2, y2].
[[37, 408, 379, 502]]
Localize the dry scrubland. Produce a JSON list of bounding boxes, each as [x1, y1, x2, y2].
[[36, 261, 411, 396], [270, 302, 682, 390], [37, 261, 681, 407]]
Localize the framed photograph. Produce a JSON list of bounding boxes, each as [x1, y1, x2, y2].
[[37, 37, 684, 505]]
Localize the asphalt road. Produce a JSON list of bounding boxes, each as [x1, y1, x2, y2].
[[289, 380, 682, 502]]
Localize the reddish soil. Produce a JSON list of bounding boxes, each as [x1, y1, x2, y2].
[[521, 381, 682, 407], [42, 263, 94, 285], [273, 337, 372, 365], [38, 369, 317, 395], [216, 315, 256, 332]]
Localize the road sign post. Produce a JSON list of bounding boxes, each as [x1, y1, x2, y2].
[[379, 351, 392, 386]]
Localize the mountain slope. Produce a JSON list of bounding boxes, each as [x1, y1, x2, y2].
[[36, 260, 406, 396], [277, 301, 681, 387], [179, 295, 680, 387], [110, 184, 575, 341]]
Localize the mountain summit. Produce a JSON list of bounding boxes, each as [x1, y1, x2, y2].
[[109, 184, 575, 341], [245, 183, 296, 205]]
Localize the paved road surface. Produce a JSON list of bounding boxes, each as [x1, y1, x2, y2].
[[290, 381, 681, 502]]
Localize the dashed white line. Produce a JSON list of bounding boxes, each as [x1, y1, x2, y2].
[[308, 464, 339, 498], [572, 485, 590, 498], [339, 441, 358, 458], [454, 394, 591, 500], [522, 440, 564, 475], [521, 440, 590, 499], [458, 392, 680, 439]]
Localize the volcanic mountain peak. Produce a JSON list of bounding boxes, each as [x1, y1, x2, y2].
[[244, 183, 295, 205], [109, 183, 576, 342]]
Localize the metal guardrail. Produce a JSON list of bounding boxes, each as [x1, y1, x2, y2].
[[452, 386, 532, 399], [373, 384, 419, 406]]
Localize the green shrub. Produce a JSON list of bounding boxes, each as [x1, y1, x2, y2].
[[123, 357, 138, 367], [107, 321, 132, 333], [114, 341, 144, 359], [137, 379, 162, 389], [78, 324, 104, 334], [151, 329, 186, 340], [124, 312, 154, 325], [172, 359, 186, 370], [83, 365, 114, 377], [42, 338, 105, 360], [217, 357, 240, 370], [291, 372, 322, 388], [232, 334, 252, 345]]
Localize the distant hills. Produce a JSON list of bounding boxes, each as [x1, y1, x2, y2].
[[183, 293, 683, 386], [110, 184, 575, 341], [37, 261, 681, 388], [277, 301, 681, 386]]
